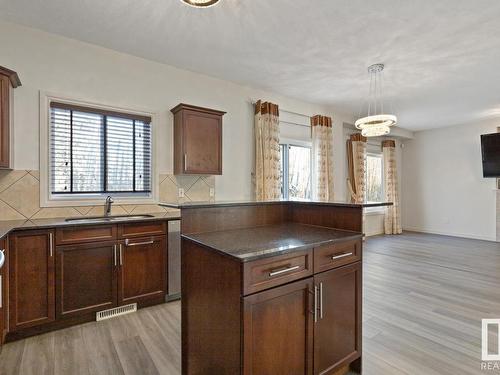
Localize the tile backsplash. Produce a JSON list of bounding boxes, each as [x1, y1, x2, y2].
[[0, 170, 215, 221]]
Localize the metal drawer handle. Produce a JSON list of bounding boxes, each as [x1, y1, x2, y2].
[[314, 285, 318, 323], [119, 244, 123, 266], [0, 249, 4, 269], [49, 233, 54, 257], [124, 239, 154, 247], [319, 282, 323, 319], [331, 252, 353, 261], [269, 265, 300, 277]]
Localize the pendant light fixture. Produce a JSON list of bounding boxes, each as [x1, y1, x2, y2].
[[355, 64, 397, 137], [181, 0, 221, 7]]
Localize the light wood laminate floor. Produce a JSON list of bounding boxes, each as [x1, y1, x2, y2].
[[1, 231, 499, 375]]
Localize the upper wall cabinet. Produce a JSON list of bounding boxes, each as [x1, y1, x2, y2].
[[171, 103, 225, 175], [0, 66, 21, 169]]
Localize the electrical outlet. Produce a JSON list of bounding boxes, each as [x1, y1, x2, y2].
[[209, 188, 215, 197], [178, 188, 185, 198]]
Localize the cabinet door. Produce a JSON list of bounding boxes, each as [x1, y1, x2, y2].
[[117, 236, 166, 306], [9, 230, 55, 330], [243, 278, 314, 375], [314, 262, 361, 375], [183, 110, 222, 174], [56, 241, 117, 318]]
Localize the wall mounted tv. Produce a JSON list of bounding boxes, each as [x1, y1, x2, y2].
[[481, 132, 500, 177]]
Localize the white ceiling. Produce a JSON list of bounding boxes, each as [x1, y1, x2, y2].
[[1, 0, 500, 130]]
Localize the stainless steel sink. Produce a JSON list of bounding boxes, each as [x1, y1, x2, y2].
[[65, 214, 154, 223], [109, 214, 154, 221]]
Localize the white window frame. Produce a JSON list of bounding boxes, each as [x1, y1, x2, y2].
[[280, 137, 313, 200], [39, 91, 158, 207], [365, 145, 385, 215]]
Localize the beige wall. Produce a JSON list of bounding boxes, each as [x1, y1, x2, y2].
[[402, 118, 498, 241]]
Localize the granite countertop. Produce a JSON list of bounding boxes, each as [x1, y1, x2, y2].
[[0, 211, 181, 239], [160, 199, 393, 209], [182, 223, 362, 262]]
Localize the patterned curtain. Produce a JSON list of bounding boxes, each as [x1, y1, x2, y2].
[[254, 100, 281, 200], [311, 115, 334, 201], [382, 140, 402, 234], [346, 133, 367, 203]]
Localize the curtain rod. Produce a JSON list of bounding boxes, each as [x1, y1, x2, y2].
[[250, 100, 312, 120], [280, 120, 311, 128]]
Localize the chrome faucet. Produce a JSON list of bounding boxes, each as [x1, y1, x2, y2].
[[104, 196, 114, 216]]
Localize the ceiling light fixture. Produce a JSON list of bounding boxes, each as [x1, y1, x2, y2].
[[355, 63, 397, 137], [181, 0, 221, 7]]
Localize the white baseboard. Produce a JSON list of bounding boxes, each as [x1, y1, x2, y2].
[[403, 226, 497, 242]]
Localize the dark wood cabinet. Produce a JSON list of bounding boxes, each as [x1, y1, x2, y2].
[[171, 103, 225, 175], [9, 230, 55, 331], [55, 225, 116, 245], [0, 66, 21, 169], [242, 262, 362, 375], [118, 221, 166, 239], [56, 241, 118, 319], [182, 243, 362, 375], [181, 202, 365, 375], [243, 278, 314, 375], [0, 238, 6, 348], [117, 236, 166, 306], [4, 220, 169, 341], [56, 232, 167, 319], [314, 238, 361, 274], [243, 249, 313, 295], [313, 262, 361, 375]]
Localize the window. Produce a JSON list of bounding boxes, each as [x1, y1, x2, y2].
[[49, 102, 152, 196], [280, 142, 312, 200], [365, 152, 383, 202]]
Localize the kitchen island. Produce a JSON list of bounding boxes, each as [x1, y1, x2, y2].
[[165, 200, 391, 375]]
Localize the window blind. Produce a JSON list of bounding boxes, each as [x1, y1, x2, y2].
[[49, 102, 152, 194]]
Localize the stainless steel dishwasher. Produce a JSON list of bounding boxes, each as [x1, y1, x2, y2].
[[167, 220, 181, 301]]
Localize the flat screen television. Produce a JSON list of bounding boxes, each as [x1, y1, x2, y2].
[[481, 132, 500, 177]]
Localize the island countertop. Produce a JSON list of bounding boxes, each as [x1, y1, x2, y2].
[[182, 222, 362, 262], [161, 199, 392, 209]]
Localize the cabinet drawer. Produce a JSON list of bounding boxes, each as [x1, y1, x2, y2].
[[243, 249, 313, 295], [56, 225, 117, 245], [314, 239, 361, 273], [118, 221, 167, 239]]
